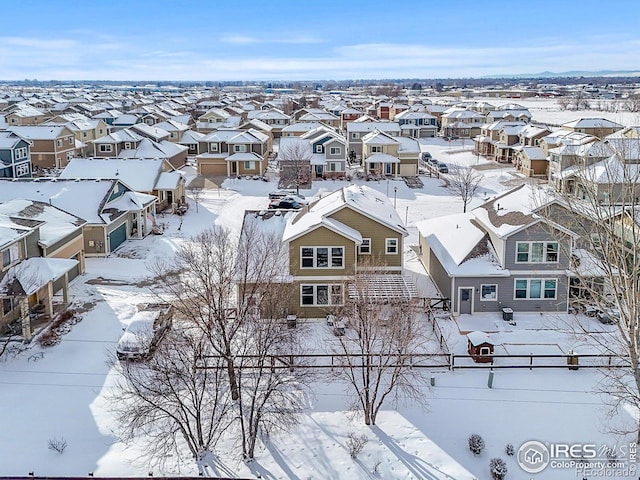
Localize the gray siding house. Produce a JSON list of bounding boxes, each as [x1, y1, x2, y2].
[[417, 184, 576, 315], [0, 131, 31, 178]]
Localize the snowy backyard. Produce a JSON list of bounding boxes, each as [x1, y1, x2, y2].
[[1, 131, 638, 479]]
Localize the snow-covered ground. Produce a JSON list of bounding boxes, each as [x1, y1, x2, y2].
[[1, 148, 637, 478]]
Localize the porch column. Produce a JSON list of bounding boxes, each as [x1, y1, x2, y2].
[[138, 211, 143, 239], [62, 273, 69, 305], [44, 282, 54, 318], [20, 297, 31, 342], [227, 161, 231, 177]]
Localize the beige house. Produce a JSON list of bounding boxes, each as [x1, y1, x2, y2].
[[7, 125, 76, 170], [238, 184, 410, 318], [361, 130, 418, 177]]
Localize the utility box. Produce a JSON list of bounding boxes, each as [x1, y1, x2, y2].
[[286, 314, 297, 329], [502, 307, 514, 321]]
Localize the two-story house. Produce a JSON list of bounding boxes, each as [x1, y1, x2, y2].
[[561, 118, 624, 137], [394, 110, 438, 138], [92, 129, 145, 157], [196, 128, 270, 177], [7, 125, 76, 170], [246, 108, 291, 138], [238, 184, 410, 318], [440, 108, 486, 138], [0, 131, 31, 178], [280, 126, 348, 179], [417, 184, 576, 315], [473, 121, 527, 160], [346, 121, 401, 160]]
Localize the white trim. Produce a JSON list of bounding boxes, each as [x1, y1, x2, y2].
[[358, 238, 371, 255], [300, 283, 344, 307], [515, 240, 559, 264], [385, 238, 399, 255], [513, 278, 558, 300], [457, 286, 474, 314], [479, 284, 498, 301]]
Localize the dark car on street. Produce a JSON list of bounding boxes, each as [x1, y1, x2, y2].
[[268, 199, 302, 210]]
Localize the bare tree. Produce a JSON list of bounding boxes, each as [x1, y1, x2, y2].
[[186, 185, 204, 213], [537, 137, 640, 441], [278, 139, 312, 193], [330, 267, 430, 425], [110, 325, 234, 468], [447, 166, 483, 213]]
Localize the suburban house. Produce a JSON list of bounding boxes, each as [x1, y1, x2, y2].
[[92, 129, 145, 157], [547, 140, 610, 193], [238, 184, 411, 318], [440, 108, 485, 138], [7, 125, 76, 170], [196, 108, 241, 132], [196, 128, 270, 176], [346, 121, 401, 160], [45, 113, 110, 157], [297, 110, 341, 130], [0, 199, 87, 335], [60, 157, 185, 211], [516, 146, 548, 177], [0, 179, 158, 257], [278, 126, 348, 179], [178, 129, 205, 155], [281, 122, 328, 137], [4, 104, 47, 126], [361, 130, 419, 177], [561, 118, 624, 137], [0, 131, 31, 178], [473, 121, 527, 160], [130, 123, 171, 143], [394, 110, 438, 138], [416, 184, 577, 315], [246, 108, 291, 138]]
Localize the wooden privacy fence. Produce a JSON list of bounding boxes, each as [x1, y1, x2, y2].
[[199, 352, 628, 371]]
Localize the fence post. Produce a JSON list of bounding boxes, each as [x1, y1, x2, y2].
[[450, 354, 455, 370], [529, 352, 533, 371]]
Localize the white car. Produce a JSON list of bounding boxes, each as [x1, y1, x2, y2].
[[116, 304, 173, 360]]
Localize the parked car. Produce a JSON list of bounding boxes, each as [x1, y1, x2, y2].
[[116, 303, 173, 361], [437, 162, 449, 173], [428, 157, 439, 166], [268, 189, 302, 200], [268, 199, 302, 210], [281, 194, 309, 205], [597, 307, 620, 324], [421, 151, 432, 161]]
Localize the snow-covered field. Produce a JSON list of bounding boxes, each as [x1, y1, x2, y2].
[[1, 140, 637, 479]]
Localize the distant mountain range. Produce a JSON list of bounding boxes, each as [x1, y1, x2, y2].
[[484, 70, 640, 79]]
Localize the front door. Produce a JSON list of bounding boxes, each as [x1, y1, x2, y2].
[[459, 288, 473, 315], [231, 162, 237, 174], [315, 165, 323, 177]]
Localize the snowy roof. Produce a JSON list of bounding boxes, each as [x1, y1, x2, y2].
[[472, 184, 554, 238], [467, 331, 493, 346], [283, 185, 406, 243], [117, 138, 187, 159], [155, 171, 184, 190], [521, 146, 547, 160], [0, 214, 39, 249], [0, 178, 127, 225], [93, 129, 144, 144], [416, 213, 506, 277], [131, 123, 170, 140], [179, 129, 205, 144], [59, 157, 169, 192], [562, 118, 623, 129], [7, 125, 71, 140], [362, 130, 399, 145], [346, 121, 400, 133], [0, 131, 28, 149], [365, 153, 400, 163], [0, 199, 85, 248], [226, 152, 263, 162], [0, 258, 79, 296], [576, 155, 640, 184]]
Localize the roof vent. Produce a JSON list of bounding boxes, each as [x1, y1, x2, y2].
[[75, 178, 80, 182]]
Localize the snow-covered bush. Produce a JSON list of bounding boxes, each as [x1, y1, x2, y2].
[[346, 432, 368, 458], [468, 434, 485, 455], [505, 443, 514, 456], [489, 457, 508, 480]]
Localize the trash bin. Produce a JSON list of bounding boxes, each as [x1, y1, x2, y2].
[[567, 349, 579, 370], [286, 314, 297, 329], [502, 307, 514, 321]]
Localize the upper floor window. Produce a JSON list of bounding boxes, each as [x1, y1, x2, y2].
[[301, 246, 344, 268], [15, 147, 28, 159], [2, 248, 11, 268], [56, 139, 62, 147], [385, 238, 398, 255], [351, 132, 358, 139], [68, 137, 73, 145], [330, 147, 341, 155], [210, 143, 218, 152], [371, 146, 382, 153], [358, 238, 371, 255], [516, 241, 559, 263], [234, 144, 246, 153], [315, 145, 323, 153]]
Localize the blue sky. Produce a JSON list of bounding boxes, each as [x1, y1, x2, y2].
[[1, 0, 638, 81]]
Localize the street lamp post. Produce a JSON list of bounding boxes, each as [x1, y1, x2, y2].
[[394, 187, 397, 209]]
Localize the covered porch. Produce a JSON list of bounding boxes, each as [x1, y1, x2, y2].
[[365, 153, 401, 177]]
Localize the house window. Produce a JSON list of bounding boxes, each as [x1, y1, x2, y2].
[[358, 238, 371, 254], [99, 129, 104, 135], [210, 143, 218, 152], [315, 145, 323, 153], [330, 147, 341, 155], [480, 284, 497, 301], [329, 162, 338, 172], [67, 152, 73, 161], [15, 147, 28, 159], [385, 238, 398, 255], [56, 139, 62, 147], [351, 133, 358, 139], [124, 142, 131, 149], [479, 346, 491, 356], [514, 278, 557, 299], [83, 132, 88, 138], [371, 146, 382, 153], [234, 144, 246, 153], [2, 248, 11, 268], [516, 241, 559, 263], [68, 137, 73, 145], [99, 144, 112, 153], [15, 163, 29, 176], [300, 284, 343, 306], [300, 246, 344, 268], [2, 297, 12, 315], [244, 161, 255, 170]]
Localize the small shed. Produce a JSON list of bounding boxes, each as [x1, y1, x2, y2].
[[467, 331, 494, 363]]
